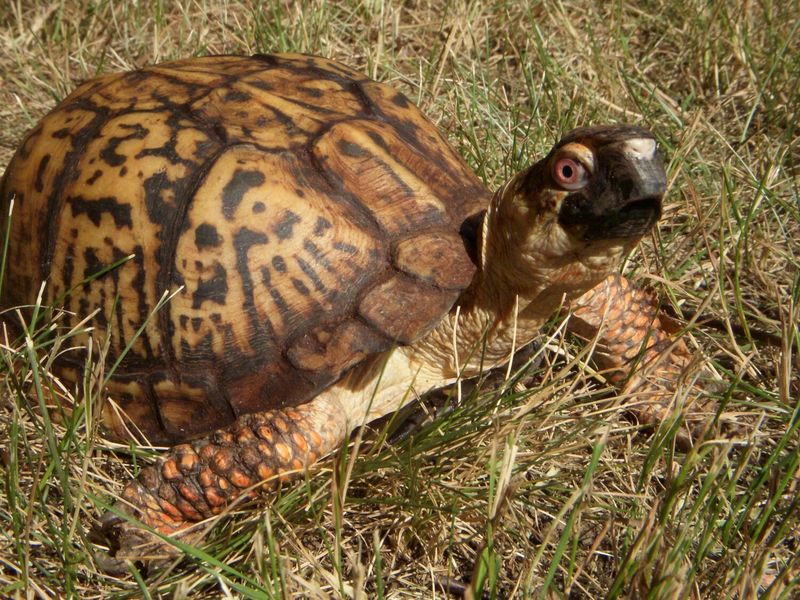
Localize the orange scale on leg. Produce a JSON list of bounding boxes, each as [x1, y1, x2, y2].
[[199, 467, 215, 487], [257, 464, 274, 481], [229, 469, 253, 488]]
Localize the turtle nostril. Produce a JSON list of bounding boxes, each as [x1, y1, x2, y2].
[[620, 196, 661, 218]]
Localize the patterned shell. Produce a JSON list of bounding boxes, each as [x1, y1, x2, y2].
[[0, 54, 489, 443]]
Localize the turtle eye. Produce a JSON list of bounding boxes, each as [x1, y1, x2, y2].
[[553, 157, 587, 190]]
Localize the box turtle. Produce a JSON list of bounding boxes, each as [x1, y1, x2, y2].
[[0, 53, 698, 566]]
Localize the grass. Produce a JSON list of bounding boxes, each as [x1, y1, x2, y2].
[[0, 0, 798, 598]]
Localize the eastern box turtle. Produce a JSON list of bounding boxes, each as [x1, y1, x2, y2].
[[0, 54, 696, 565]]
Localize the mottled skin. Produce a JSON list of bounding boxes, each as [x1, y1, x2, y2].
[[0, 55, 700, 567]]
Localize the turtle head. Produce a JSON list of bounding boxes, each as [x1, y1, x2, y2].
[[515, 124, 665, 244], [483, 125, 666, 305]]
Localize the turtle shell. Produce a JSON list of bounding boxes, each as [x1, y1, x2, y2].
[[0, 54, 489, 443]]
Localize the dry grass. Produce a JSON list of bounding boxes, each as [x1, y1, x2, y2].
[[0, 0, 798, 598]]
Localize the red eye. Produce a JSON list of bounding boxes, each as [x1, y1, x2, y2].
[[553, 157, 587, 190]]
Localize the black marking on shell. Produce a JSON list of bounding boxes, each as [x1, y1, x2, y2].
[[253, 201, 266, 213], [313, 216, 332, 236], [259, 266, 271, 287], [157, 139, 227, 388], [81, 247, 104, 281], [392, 93, 410, 108], [222, 169, 266, 219], [337, 140, 367, 158], [85, 169, 103, 185], [273, 210, 300, 240], [334, 241, 357, 254], [233, 227, 270, 345], [134, 114, 201, 169], [297, 86, 323, 98], [192, 262, 228, 309], [68, 195, 133, 229], [303, 239, 334, 272], [350, 81, 377, 116], [35, 154, 50, 193], [225, 90, 251, 103], [269, 287, 290, 317], [258, 267, 286, 319], [195, 223, 223, 249], [296, 256, 326, 292], [271, 256, 287, 273], [60, 241, 75, 291], [42, 105, 109, 285], [100, 122, 148, 167], [130, 245, 155, 358], [291, 278, 310, 296]]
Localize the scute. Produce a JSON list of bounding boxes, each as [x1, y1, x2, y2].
[[394, 232, 475, 290], [0, 53, 491, 444], [358, 274, 458, 344]]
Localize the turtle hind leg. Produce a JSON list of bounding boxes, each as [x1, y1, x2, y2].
[[98, 403, 345, 565]]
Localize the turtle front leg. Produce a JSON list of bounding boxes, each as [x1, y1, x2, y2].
[[99, 403, 346, 568], [567, 274, 712, 444]]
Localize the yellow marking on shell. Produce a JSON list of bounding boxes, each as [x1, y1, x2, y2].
[[172, 146, 381, 365], [359, 81, 482, 199], [48, 110, 218, 365], [192, 83, 326, 149], [313, 120, 447, 234], [89, 67, 227, 110], [2, 106, 100, 304]]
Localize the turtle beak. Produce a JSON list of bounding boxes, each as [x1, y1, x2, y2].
[[557, 131, 666, 242]]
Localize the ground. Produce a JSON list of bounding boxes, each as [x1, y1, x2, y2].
[[0, 1, 798, 598]]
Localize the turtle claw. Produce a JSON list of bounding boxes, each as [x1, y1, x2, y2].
[[92, 506, 188, 574]]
